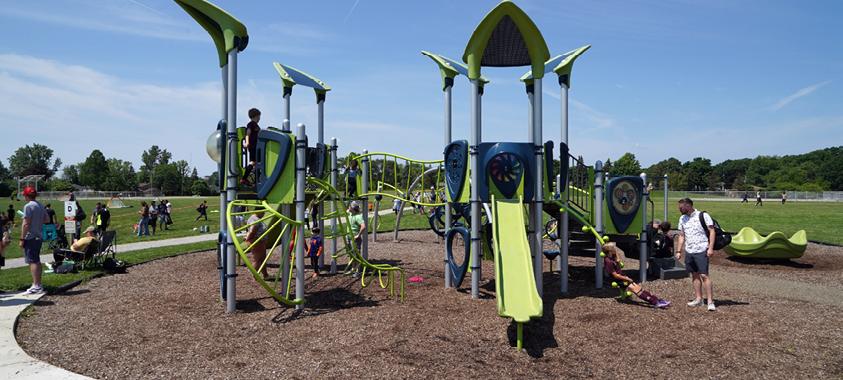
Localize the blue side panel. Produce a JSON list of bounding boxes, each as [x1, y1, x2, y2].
[[544, 140, 554, 195], [605, 176, 644, 234], [446, 227, 471, 287], [444, 140, 469, 202], [256, 130, 293, 200], [477, 142, 535, 202]]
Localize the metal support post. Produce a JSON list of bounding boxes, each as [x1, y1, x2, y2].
[[594, 161, 604, 289], [361, 150, 369, 261], [295, 124, 307, 309], [639, 172, 648, 283], [330, 138, 338, 274], [224, 50, 238, 313]]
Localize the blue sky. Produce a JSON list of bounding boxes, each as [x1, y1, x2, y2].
[[1, 0, 840, 177]]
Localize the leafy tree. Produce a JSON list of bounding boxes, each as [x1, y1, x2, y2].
[[191, 167, 200, 181], [191, 180, 216, 196], [665, 171, 684, 191], [139, 145, 172, 181], [0, 160, 9, 182], [172, 160, 191, 195], [61, 165, 80, 185], [8, 143, 62, 179], [610, 153, 641, 176], [602, 158, 612, 175], [154, 164, 180, 196], [819, 147, 843, 191], [707, 172, 722, 191], [78, 150, 110, 190], [745, 155, 780, 187], [682, 157, 713, 190], [48, 179, 76, 192], [207, 171, 219, 188], [102, 158, 138, 191], [18, 163, 50, 180]]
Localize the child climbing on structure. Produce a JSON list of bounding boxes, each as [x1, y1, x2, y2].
[[602, 242, 671, 308]]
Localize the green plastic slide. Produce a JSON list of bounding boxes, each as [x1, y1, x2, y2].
[[724, 227, 807, 259], [492, 196, 542, 349]]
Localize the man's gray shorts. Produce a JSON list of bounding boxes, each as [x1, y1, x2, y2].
[[23, 239, 43, 264], [685, 252, 709, 274]]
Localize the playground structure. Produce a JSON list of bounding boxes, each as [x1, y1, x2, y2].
[[182, 0, 674, 349], [724, 227, 807, 259]]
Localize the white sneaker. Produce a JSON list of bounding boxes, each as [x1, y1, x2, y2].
[[687, 299, 704, 307], [707, 302, 716, 311], [25, 285, 44, 295]]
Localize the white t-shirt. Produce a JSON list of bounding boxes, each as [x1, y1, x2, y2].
[[392, 198, 401, 210], [678, 209, 713, 254]]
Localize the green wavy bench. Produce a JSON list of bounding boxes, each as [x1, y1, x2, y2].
[[724, 227, 807, 259]]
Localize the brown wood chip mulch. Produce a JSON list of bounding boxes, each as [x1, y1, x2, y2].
[[16, 230, 843, 379]]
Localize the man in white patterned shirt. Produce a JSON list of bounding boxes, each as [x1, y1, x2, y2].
[[675, 198, 717, 311]]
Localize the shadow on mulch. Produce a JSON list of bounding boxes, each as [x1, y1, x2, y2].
[[724, 256, 814, 269]]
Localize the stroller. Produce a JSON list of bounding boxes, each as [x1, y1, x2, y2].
[[43, 224, 70, 252]]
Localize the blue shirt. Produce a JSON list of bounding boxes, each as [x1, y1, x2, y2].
[[307, 237, 323, 257], [23, 200, 47, 240]]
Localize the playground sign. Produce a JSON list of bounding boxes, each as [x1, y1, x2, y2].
[[64, 201, 76, 234]]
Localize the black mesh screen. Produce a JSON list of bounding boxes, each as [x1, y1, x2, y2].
[[481, 15, 530, 67]]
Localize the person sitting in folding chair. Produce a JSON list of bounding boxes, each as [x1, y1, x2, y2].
[[53, 226, 100, 267]]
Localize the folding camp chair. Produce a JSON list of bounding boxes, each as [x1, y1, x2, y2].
[[53, 239, 100, 270], [92, 230, 117, 267], [42, 224, 69, 252]]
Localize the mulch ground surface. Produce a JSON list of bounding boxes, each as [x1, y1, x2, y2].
[[16, 231, 843, 379]]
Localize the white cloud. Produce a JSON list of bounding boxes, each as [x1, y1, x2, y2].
[[0, 54, 221, 175], [770, 80, 833, 111]]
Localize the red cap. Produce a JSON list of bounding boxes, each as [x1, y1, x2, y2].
[[22, 187, 37, 197]]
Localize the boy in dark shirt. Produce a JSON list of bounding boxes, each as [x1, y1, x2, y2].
[[305, 227, 323, 277], [241, 108, 261, 187], [602, 242, 670, 308]]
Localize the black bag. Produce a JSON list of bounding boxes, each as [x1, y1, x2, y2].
[[56, 263, 78, 274], [698, 211, 731, 250], [652, 232, 668, 255], [76, 207, 86, 221], [103, 258, 127, 273]]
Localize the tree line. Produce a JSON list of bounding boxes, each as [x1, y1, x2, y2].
[[595, 146, 843, 191], [0, 144, 216, 197]]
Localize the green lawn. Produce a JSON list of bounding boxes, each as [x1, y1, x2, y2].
[[3, 196, 219, 259], [645, 196, 843, 245], [0, 240, 216, 292]]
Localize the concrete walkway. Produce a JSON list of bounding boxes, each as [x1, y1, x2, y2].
[[0, 291, 91, 379]]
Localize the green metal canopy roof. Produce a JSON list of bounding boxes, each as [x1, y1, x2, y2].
[[462, 1, 549, 80], [174, 0, 248, 67]]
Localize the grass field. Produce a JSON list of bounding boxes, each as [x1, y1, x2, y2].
[[646, 196, 843, 245], [2, 196, 219, 259], [0, 240, 216, 292]]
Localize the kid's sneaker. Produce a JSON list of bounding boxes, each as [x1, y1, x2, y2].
[[707, 302, 716, 311], [687, 299, 704, 307], [655, 301, 671, 308]]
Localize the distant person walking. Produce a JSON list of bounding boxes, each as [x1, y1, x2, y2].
[[741, 192, 748, 203], [754, 191, 762, 206], [782, 192, 787, 205], [157, 201, 169, 231], [676, 198, 716, 311]]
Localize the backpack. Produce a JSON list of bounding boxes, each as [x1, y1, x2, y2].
[[652, 232, 668, 254], [56, 263, 78, 274], [76, 207, 86, 221], [103, 258, 127, 273], [698, 211, 731, 250]]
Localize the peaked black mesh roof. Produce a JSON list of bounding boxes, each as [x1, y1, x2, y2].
[[481, 15, 530, 67]]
